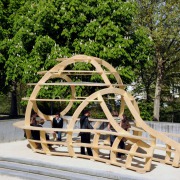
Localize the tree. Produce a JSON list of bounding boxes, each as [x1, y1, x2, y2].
[[0, 0, 28, 117], [0, 0, 152, 116], [131, 26, 156, 102], [0, 0, 9, 94], [0, 0, 58, 116], [134, 0, 180, 121], [160, 58, 180, 122]]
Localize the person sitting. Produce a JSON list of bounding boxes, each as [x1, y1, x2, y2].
[[38, 119, 49, 140], [52, 112, 63, 141], [108, 114, 131, 158], [30, 114, 49, 141], [118, 114, 131, 157], [24, 113, 37, 138], [30, 116, 40, 140], [120, 114, 131, 131]]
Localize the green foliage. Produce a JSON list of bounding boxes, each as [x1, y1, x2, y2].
[[90, 109, 106, 119], [117, 66, 135, 84], [0, 0, 160, 116], [0, 93, 11, 114], [138, 100, 153, 121], [1, 0, 140, 85], [160, 101, 180, 123]]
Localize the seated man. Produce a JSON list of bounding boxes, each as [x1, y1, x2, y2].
[[52, 112, 63, 141]]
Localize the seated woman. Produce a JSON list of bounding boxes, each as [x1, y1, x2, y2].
[[30, 114, 49, 141], [30, 116, 40, 140], [108, 114, 131, 158], [118, 115, 131, 157]]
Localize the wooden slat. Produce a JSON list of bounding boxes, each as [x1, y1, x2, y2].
[[43, 141, 67, 146], [22, 98, 83, 102], [116, 149, 151, 158], [37, 71, 48, 75], [130, 126, 144, 132], [72, 143, 93, 148], [28, 139, 41, 143], [56, 58, 69, 61], [93, 145, 111, 150], [27, 83, 37, 86], [153, 146, 175, 152], [162, 132, 180, 138], [37, 70, 117, 75], [27, 82, 111, 86], [22, 97, 101, 102], [27, 82, 126, 87], [75, 96, 87, 99], [37, 70, 102, 74]]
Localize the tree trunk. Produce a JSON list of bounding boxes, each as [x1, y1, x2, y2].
[[153, 76, 162, 121], [153, 53, 163, 121], [10, 82, 18, 117]]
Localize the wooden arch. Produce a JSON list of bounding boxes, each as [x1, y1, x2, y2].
[[14, 55, 180, 173]]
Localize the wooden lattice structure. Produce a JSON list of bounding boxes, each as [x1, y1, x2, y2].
[[14, 55, 180, 173]]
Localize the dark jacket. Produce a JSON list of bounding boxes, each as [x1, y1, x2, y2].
[[80, 115, 93, 131], [31, 124, 41, 140], [52, 117, 63, 128]]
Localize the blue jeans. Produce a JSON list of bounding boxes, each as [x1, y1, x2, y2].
[[57, 132, 61, 141]]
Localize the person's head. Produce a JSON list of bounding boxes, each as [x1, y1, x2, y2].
[[32, 112, 37, 118], [39, 119, 45, 125], [31, 117, 37, 125], [122, 114, 126, 118], [83, 109, 90, 116], [122, 114, 127, 119], [55, 112, 60, 118]]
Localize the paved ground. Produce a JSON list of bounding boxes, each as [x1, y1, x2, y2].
[[0, 140, 179, 180], [0, 175, 24, 180]]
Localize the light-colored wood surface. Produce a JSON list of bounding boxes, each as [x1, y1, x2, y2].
[[27, 82, 126, 87], [37, 70, 117, 75], [13, 55, 180, 173]]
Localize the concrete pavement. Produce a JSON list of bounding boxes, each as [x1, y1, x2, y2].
[[0, 140, 179, 180]]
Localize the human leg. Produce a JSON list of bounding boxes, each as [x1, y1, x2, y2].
[[110, 135, 116, 146], [81, 134, 86, 155], [46, 133, 49, 140], [118, 140, 125, 157], [86, 133, 92, 156], [57, 131, 61, 141], [109, 135, 116, 158]]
